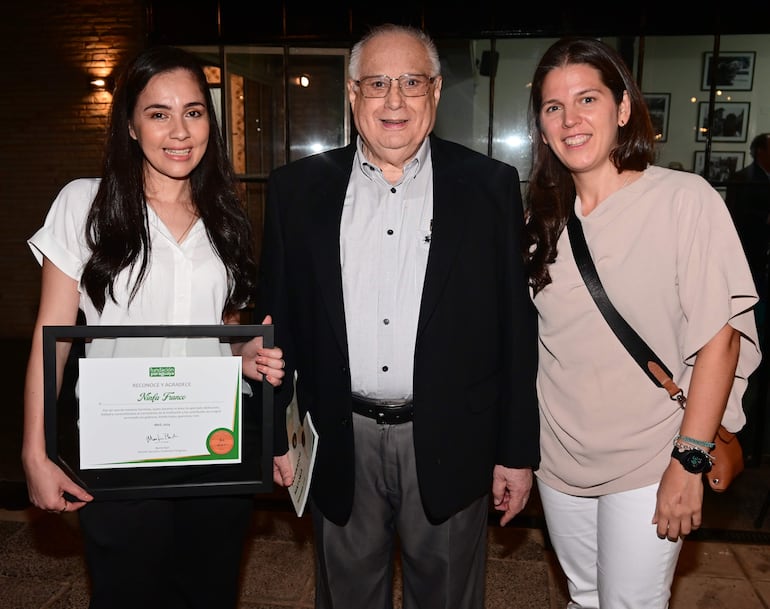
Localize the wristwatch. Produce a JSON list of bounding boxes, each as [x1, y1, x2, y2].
[[671, 446, 712, 474]]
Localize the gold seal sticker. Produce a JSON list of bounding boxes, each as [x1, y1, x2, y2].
[[208, 429, 235, 455]]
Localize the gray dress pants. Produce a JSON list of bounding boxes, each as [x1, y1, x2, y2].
[[311, 413, 489, 609]]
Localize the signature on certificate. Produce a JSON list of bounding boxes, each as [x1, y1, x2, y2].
[[146, 432, 180, 443]]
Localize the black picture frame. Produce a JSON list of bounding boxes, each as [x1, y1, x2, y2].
[[43, 324, 274, 500], [696, 102, 750, 143], [701, 51, 756, 91], [643, 92, 670, 142], [693, 150, 745, 182]]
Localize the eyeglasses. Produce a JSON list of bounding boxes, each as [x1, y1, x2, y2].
[[354, 74, 436, 98]]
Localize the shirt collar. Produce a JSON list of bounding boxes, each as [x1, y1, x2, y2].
[[355, 136, 430, 184]]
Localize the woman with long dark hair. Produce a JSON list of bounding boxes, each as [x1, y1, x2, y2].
[[23, 46, 285, 609]]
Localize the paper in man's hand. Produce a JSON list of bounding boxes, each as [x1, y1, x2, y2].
[[286, 398, 318, 517]]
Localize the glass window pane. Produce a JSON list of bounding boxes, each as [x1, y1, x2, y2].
[[433, 39, 490, 157], [287, 49, 349, 162], [224, 47, 286, 177], [641, 34, 770, 183], [639, 35, 717, 173], [185, 46, 287, 178], [489, 38, 560, 180], [435, 38, 560, 181]]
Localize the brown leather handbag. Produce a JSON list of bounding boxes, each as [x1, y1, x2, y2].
[[567, 213, 744, 492], [707, 425, 744, 492]]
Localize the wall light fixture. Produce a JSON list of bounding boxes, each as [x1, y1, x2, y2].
[[89, 76, 115, 92]]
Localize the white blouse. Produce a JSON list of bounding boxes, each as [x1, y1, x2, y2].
[[28, 178, 231, 358]]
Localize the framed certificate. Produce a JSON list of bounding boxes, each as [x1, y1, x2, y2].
[[43, 324, 274, 500]]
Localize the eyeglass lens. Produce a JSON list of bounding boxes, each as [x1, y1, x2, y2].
[[357, 74, 433, 97]]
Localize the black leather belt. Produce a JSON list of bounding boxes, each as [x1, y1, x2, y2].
[[351, 396, 414, 424]]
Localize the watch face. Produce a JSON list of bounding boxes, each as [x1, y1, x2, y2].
[[685, 451, 708, 471], [673, 447, 712, 473]]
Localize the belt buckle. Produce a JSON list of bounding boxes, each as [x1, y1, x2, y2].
[[375, 403, 411, 424], [351, 396, 412, 424], [377, 408, 398, 421]]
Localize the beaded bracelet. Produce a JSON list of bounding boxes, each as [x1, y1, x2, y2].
[[673, 440, 715, 463], [674, 434, 716, 450]]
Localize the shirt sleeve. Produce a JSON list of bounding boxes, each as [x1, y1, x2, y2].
[[27, 178, 99, 281], [676, 175, 761, 429]]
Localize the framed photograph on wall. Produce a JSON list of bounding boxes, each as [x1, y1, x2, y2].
[[693, 150, 745, 182], [696, 102, 749, 143], [643, 93, 670, 142], [701, 52, 755, 91]]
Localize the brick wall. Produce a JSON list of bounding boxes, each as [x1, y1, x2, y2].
[[0, 1, 145, 338]]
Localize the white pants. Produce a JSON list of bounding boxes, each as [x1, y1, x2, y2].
[[537, 480, 682, 609]]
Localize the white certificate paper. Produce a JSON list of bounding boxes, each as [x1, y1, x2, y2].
[[78, 356, 242, 469], [286, 398, 318, 517]]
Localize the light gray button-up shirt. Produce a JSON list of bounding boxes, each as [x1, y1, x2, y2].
[[340, 137, 434, 400]]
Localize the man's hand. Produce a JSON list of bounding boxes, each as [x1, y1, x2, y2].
[[273, 452, 294, 487], [491, 465, 533, 526]]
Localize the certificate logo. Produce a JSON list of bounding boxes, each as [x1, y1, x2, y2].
[[149, 366, 176, 377]]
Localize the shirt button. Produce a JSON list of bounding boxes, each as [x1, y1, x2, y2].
[[387, 229, 394, 235], [383, 319, 390, 325], [382, 365, 389, 372], [390, 187, 396, 194]]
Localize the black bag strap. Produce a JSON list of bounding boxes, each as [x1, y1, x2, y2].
[[566, 212, 686, 407]]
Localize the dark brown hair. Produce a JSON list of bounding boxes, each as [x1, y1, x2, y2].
[[524, 37, 656, 295], [82, 45, 256, 316]]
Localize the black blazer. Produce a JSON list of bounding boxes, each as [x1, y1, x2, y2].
[[258, 134, 539, 525]]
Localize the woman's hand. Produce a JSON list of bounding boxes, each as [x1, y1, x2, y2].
[[652, 459, 704, 541], [653, 323, 739, 540], [23, 454, 92, 514], [239, 314, 286, 387]]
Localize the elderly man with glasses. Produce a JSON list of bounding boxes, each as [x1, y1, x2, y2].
[[259, 22, 539, 609]]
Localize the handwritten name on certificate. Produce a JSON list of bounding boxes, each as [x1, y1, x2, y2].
[[78, 356, 242, 469], [286, 398, 318, 517]]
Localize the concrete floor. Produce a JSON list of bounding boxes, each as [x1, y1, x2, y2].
[[4, 480, 770, 609]]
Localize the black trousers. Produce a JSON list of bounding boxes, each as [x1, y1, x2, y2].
[[78, 494, 254, 609]]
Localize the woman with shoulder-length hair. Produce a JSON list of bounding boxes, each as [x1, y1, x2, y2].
[[524, 36, 760, 608]]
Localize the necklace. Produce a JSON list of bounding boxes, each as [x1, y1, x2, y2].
[[177, 212, 199, 243], [145, 198, 199, 243]]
